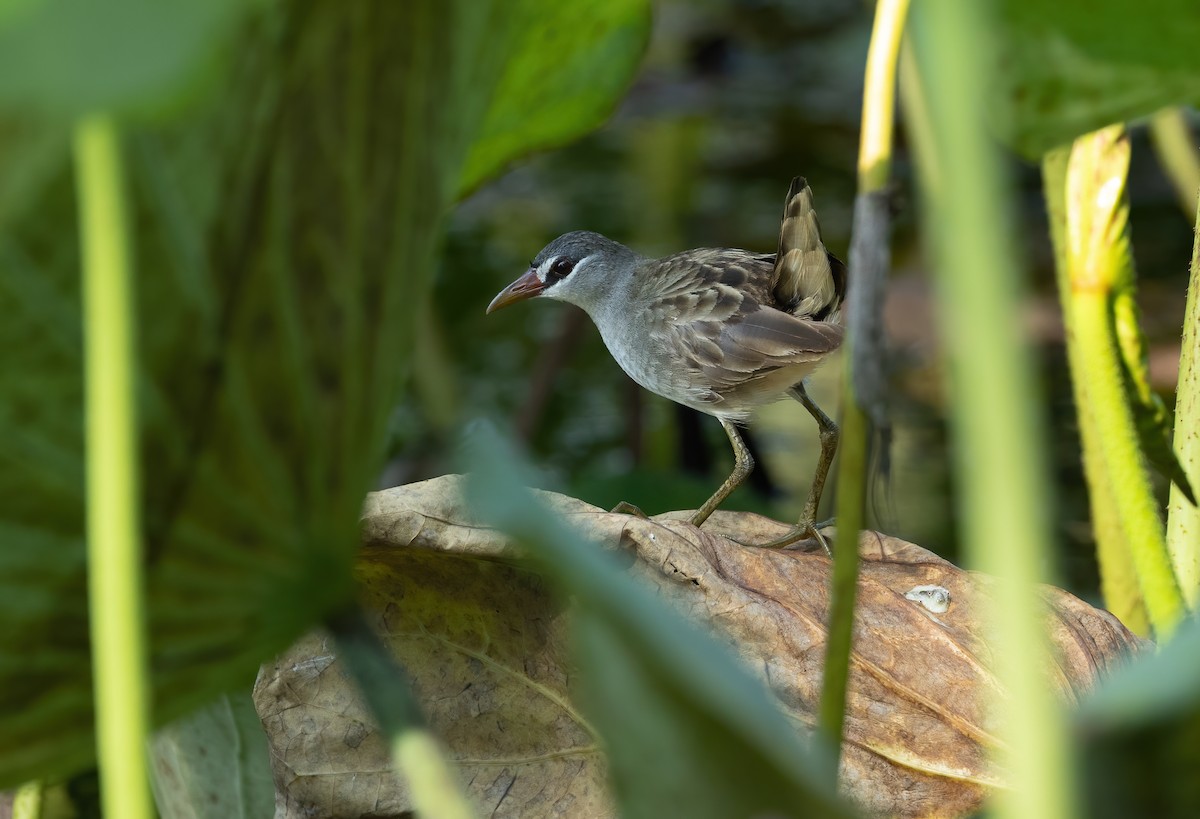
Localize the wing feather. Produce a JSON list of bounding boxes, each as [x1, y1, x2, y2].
[[636, 242, 845, 409]]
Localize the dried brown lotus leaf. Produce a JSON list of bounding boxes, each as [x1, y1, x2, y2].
[[256, 475, 1147, 819]]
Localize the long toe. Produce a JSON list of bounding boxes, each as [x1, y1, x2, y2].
[[739, 520, 833, 554], [611, 501, 650, 519]]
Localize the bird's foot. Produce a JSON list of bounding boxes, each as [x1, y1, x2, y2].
[[743, 517, 834, 555], [611, 501, 650, 519]]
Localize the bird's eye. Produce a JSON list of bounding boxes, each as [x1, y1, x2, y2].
[[548, 257, 575, 282]]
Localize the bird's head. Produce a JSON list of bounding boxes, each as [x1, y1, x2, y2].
[[486, 231, 638, 315]]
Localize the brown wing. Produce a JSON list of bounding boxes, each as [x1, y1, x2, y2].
[[686, 306, 844, 397], [639, 250, 844, 402], [638, 248, 775, 313], [773, 176, 846, 321]]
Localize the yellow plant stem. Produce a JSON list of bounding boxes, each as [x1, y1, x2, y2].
[[74, 115, 155, 819], [912, 2, 1074, 818], [1167, 204, 1200, 605], [821, 0, 909, 769], [858, 0, 910, 192]]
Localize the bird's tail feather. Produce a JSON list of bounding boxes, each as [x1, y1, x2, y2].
[[773, 176, 846, 322]]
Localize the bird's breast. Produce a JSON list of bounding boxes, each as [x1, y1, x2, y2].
[[592, 309, 729, 416]]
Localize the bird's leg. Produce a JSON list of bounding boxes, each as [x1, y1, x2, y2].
[[743, 382, 838, 554], [689, 418, 754, 528], [792, 381, 839, 528]]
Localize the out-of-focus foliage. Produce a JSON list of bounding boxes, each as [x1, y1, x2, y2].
[[0, 0, 649, 788], [0, 0, 260, 115], [993, 0, 1200, 157], [149, 692, 274, 819], [459, 0, 650, 196], [910, 3, 1075, 816], [1079, 617, 1200, 817]]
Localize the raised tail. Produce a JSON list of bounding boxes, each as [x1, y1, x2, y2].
[[772, 176, 846, 322]]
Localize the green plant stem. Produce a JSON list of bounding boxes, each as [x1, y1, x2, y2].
[[1148, 108, 1200, 219], [74, 115, 155, 819], [820, 0, 909, 769], [1058, 125, 1185, 638], [820, 399, 866, 755], [911, 2, 1074, 818], [1043, 151, 1150, 635], [327, 607, 475, 819], [1168, 204, 1200, 605], [1073, 287, 1185, 635]]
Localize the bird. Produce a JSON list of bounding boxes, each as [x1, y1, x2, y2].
[[487, 177, 846, 548]]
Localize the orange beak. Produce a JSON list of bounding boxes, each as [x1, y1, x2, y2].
[[486, 269, 545, 314]]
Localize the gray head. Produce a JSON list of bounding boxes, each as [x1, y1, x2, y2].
[[486, 230, 640, 315]]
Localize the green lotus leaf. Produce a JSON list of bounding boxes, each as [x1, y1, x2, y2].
[[0, 0, 648, 787], [991, 0, 1200, 157]]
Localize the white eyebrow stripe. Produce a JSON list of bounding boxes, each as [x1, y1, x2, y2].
[[539, 253, 594, 285], [535, 257, 556, 283], [573, 254, 596, 275]]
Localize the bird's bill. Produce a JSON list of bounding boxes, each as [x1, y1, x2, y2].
[[486, 269, 544, 314]]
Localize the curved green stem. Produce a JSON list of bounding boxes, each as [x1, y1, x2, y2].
[[1073, 287, 1184, 635], [1043, 150, 1151, 635], [75, 115, 155, 819], [1058, 125, 1185, 638]]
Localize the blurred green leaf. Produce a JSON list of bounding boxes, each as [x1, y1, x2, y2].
[[457, 0, 650, 197], [149, 691, 274, 819], [0, 0, 261, 116], [0, 116, 68, 225], [465, 428, 855, 819], [993, 0, 1200, 157], [0, 0, 41, 26], [0, 0, 649, 788], [1079, 617, 1200, 818]]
